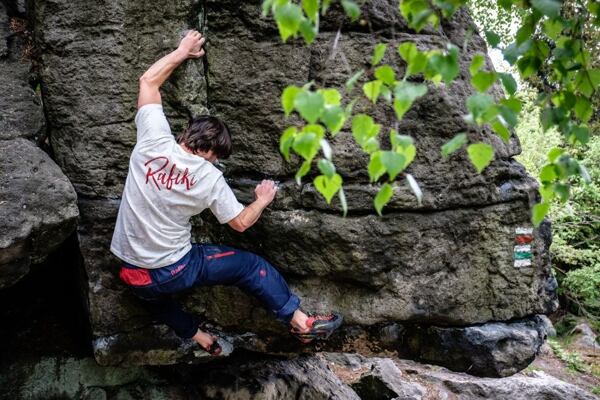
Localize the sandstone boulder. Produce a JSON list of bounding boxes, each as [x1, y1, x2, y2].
[[0, 2, 78, 289], [33, 0, 557, 370]]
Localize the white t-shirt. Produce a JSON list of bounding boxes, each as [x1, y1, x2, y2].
[[110, 104, 244, 269]]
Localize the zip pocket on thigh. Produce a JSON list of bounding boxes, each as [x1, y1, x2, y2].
[[206, 250, 236, 260]]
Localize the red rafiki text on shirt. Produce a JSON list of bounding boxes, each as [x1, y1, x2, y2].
[[144, 156, 198, 191]]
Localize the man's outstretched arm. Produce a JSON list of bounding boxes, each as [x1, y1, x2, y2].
[[137, 30, 205, 109]]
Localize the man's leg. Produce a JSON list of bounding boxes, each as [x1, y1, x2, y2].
[[198, 244, 301, 324], [196, 244, 342, 342]]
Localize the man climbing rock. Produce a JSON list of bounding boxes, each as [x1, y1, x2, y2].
[[110, 30, 342, 355]]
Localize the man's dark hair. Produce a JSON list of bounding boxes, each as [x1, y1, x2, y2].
[[177, 116, 232, 159]]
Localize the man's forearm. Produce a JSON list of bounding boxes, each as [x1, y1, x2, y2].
[[139, 49, 187, 89], [236, 200, 269, 230]]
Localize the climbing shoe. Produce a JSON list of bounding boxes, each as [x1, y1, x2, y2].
[[289, 312, 343, 344], [201, 336, 222, 356]]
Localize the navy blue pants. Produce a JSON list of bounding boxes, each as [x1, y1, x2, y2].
[[119, 243, 301, 338]]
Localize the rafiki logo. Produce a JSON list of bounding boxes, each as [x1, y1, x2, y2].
[[144, 156, 197, 191]]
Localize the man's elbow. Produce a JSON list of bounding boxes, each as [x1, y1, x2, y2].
[[229, 217, 249, 233], [139, 74, 158, 88]]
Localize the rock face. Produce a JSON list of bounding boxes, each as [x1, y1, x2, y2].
[[0, 2, 78, 289], [33, 0, 557, 371], [401, 315, 550, 377], [2, 353, 597, 400]]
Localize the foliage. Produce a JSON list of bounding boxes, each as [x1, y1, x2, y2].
[[262, 0, 600, 220], [548, 338, 590, 373], [516, 86, 600, 320]]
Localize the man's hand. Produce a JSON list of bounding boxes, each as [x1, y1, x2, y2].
[[255, 180, 278, 207], [137, 30, 206, 108], [177, 30, 206, 59], [227, 180, 277, 233]]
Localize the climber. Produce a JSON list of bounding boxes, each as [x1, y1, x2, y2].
[[110, 30, 342, 356]]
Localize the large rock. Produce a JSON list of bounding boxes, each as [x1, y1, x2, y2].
[[33, 0, 557, 369], [324, 353, 598, 400], [0, 2, 45, 142], [1, 353, 597, 400], [0, 139, 78, 289], [401, 315, 550, 377], [0, 2, 78, 289]]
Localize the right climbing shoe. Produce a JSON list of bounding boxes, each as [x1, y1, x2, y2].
[[289, 312, 343, 344]]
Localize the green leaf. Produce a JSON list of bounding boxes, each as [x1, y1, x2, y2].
[[500, 96, 522, 113], [467, 143, 494, 173], [345, 69, 364, 91], [426, 44, 459, 83], [362, 137, 380, 154], [405, 173, 422, 206], [469, 54, 485, 75], [466, 93, 496, 124], [374, 65, 396, 85], [543, 19, 563, 40], [292, 124, 324, 160], [574, 97, 592, 122], [398, 42, 429, 77], [363, 80, 383, 103], [298, 18, 317, 44], [368, 151, 386, 182], [441, 133, 467, 157], [517, 54, 542, 78], [539, 164, 557, 183], [380, 85, 392, 102], [485, 30, 501, 47], [281, 85, 301, 117], [471, 71, 497, 92], [274, 3, 303, 42], [318, 158, 336, 178], [499, 73, 518, 95], [295, 160, 312, 185], [341, 0, 360, 21], [498, 104, 518, 128], [398, 42, 418, 62], [371, 43, 387, 66], [320, 105, 346, 134], [261, 0, 274, 17], [491, 119, 511, 143], [553, 183, 570, 203], [570, 125, 590, 145], [374, 183, 394, 216], [302, 0, 319, 23], [352, 114, 381, 148], [531, 202, 550, 227], [381, 151, 406, 180], [279, 126, 297, 161], [539, 183, 554, 202], [390, 131, 416, 165], [547, 147, 563, 162], [390, 130, 414, 149], [400, 0, 438, 31], [318, 88, 341, 106], [393, 82, 427, 119], [314, 173, 342, 204], [531, 0, 561, 18], [293, 90, 325, 123]]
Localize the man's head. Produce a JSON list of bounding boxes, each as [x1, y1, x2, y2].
[[177, 116, 232, 162]]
